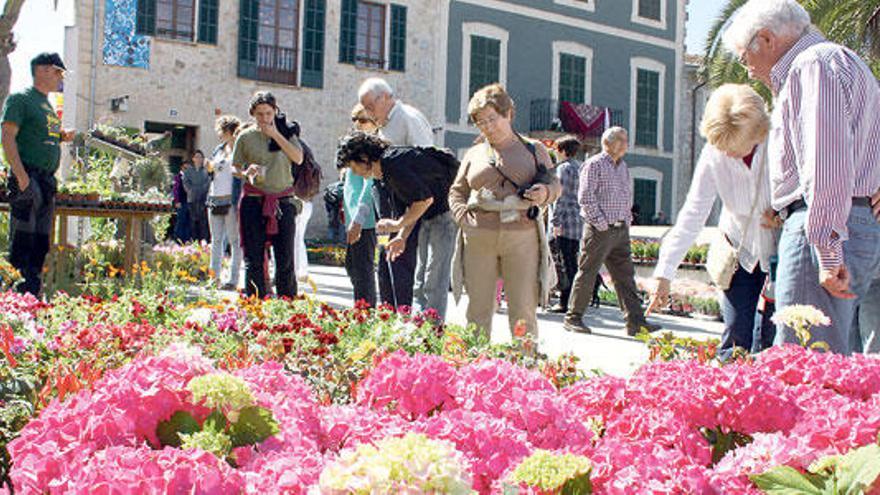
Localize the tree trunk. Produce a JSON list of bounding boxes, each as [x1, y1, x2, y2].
[[0, 0, 27, 107]]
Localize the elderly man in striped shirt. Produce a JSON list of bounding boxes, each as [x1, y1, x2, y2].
[[725, 0, 880, 354], [563, 127, 661, 336]]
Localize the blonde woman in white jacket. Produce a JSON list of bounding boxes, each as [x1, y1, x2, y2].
[[647, 84, 781, 358]]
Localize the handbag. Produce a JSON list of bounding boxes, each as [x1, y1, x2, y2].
[[705, 150, 765, 290]]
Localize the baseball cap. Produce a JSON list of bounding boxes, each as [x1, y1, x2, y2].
[[30, 52, 67, 72]]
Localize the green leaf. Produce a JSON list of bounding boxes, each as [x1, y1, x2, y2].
[[561, 472, 593, 494], [228, 406, 279, 448], [203, 409, 227, 433], [836, 443, 880, 495], [750, 466, 824, 494], [156, 411, 200, 448]]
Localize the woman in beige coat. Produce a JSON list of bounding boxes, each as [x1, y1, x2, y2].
[[449, 83, 561, 340]]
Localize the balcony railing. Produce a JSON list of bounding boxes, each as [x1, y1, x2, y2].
[[529, 99, 625, 135], [256, 44, 297, 86]]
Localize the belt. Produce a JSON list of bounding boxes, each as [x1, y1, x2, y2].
[[779, 197, 872, 221]]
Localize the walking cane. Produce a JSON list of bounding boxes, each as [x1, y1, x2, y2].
[[373, 189, 399, 308]]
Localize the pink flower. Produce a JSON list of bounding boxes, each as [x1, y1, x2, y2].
[[356, 350, 457, 419], [319, 405, 412, 452]]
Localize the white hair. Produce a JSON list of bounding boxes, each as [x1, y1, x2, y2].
[[722, 0, 811, 54], [601, 126, 627, 146], [358, 77, 394, 100]]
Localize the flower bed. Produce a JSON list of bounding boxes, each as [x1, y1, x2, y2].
[[0, 286, 879, 493]]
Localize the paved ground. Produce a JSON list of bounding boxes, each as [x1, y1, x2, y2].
[[299, 264, 724, 376]]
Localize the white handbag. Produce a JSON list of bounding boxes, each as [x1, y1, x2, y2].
[[705, 153, 765, 291]]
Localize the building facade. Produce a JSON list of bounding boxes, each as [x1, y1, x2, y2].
[[63, 0, 447, 235], [439, 0, 686, 224]]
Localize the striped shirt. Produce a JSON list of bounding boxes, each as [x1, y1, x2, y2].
[[578, 151, 633, 231], [551, 159, 584, 239], [768, 31, 880, 270]]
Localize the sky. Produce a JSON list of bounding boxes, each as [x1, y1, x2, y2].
[[6, 0, 722, 92], [685, 1, 725, 56]]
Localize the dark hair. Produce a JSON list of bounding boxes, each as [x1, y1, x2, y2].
[[336, 131, 390, 169], [192, 150, 204, 159], [249, 91, 278, 115], [215, 115, 241, 136], [555, 136, 581, 158]]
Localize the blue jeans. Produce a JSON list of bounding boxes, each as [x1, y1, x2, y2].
[[774, 206, 880, 354], [718, 266, 768, 359], [858, 278, 880, 352], [414, 212, 457, 320]]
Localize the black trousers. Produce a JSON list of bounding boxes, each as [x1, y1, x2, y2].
[[8, 170, 55, 296], [377, 223, 420, 309], [189, 201, 210, 242], [240, 196, 297, 298], [345, 228, 377, 306], [555, 236, 580, 310]]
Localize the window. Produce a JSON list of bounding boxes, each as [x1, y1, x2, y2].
[[629, 57, 665, 150], [631, 0, 666, 29], [252, 0, 300, 85], [635, 69, 659, 147], [553, 0, 595, 12], [552, 42, 592, 106], [559, 54, 586, 104], [239, 0, 326, 88], [630, 167, 663, 223], [460, 23, 508, 124], [339, 1, 406, 71], [633, 178, 657, 223], [136, 0, 218, 44], [469, 36, 500, 98], [356, 2, 385, 68], [156, 0, 195, 41]]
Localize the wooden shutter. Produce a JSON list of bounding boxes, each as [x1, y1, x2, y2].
[[136, 0, 157, 35], [339, 0, 357, 64], [301, 0, 326, 88], [198, 0, 219, 44], [237, 0, 259, 79], [389, 4, 406, 71]]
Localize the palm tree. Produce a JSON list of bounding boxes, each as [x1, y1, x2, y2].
[[0, 0, 27, 106], [701, 0, 880, 94]]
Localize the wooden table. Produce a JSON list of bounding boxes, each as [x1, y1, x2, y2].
[[0, 202, 171, 271]]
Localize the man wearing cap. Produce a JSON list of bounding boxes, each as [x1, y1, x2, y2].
[[1, 52, 74, 295]]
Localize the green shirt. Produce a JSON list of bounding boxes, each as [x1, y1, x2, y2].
[[231, 127, 300, 195], [2, 87, 62, 173]]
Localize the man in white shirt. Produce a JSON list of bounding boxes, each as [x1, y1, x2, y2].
[[357, 78, 456, 321]]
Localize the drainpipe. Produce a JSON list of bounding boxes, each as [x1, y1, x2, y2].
[[87, 0, 100, 128], [689, 78, 707, 182]]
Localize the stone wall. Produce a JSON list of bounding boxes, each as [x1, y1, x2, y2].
[[69, 0, 445, 237]]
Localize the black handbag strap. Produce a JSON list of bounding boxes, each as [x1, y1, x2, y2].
[[485, 133, 542, 190]]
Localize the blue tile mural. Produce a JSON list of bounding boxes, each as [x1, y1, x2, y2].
[[103, 0, 151, 69]]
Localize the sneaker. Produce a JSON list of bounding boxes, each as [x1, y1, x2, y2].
[[220, 282, 237, 291], [627, 322, 662, 337], [547, 303, 567, 313], [563, 317, 592, 334]]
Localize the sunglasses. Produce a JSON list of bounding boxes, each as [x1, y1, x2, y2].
[[352, 117, 374, 124]]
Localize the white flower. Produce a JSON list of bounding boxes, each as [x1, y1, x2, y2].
[[771, 305, 831, 329], [186, 308, 214, 327]]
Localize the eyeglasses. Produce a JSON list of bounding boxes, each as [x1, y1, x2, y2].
[[737, 33, 759, 66], [473, 114, 502, 128]]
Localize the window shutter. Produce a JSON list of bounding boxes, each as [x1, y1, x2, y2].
[[198, 0, 219, 44], [389, 4, 406, 71], [339, 0, 357, 64], [237, 0, 259, 79], [301, 0, 326, 88], [635, 69, 660, 147], [136, 0, 156, 36]]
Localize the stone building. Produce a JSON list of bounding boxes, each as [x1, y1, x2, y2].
[[62, 0, 447, 235]]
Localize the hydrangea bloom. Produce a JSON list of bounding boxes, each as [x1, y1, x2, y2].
[[317, 433, 473, 494], [416, 409, 531, 494], [356, 350, 456, 419], [504, 450, 592, 493]]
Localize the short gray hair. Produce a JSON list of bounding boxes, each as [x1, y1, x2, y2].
[[358, 77, 394, 100], [722, 0, 811, 55], [601, 126, 627, 146]]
